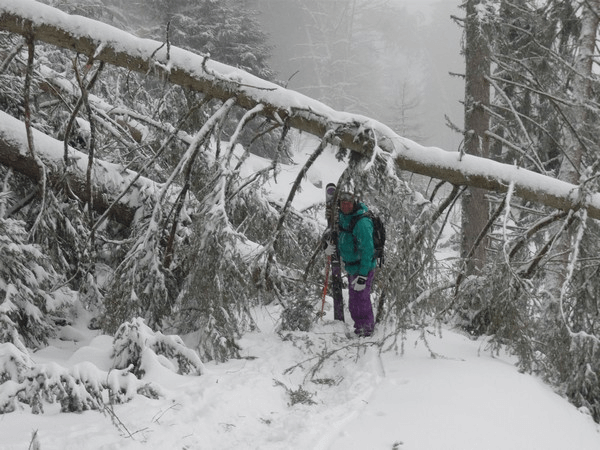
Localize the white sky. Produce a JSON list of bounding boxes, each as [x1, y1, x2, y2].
[[398, 0, 461, 22]]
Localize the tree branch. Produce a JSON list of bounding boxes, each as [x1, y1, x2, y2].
[[3, 1, 600, 219]]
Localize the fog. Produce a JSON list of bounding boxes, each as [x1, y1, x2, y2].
[[254, 0, 464, 151]]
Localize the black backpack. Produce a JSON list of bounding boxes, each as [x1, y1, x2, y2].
[[341, 210, 386, 267]]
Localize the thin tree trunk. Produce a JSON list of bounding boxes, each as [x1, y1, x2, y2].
[[462, 0, 491, 274]]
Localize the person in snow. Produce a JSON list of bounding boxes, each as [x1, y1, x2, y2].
[[323, 184, 376, 337]]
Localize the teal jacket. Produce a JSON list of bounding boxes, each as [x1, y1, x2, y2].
[[337, 202, 377, 276]]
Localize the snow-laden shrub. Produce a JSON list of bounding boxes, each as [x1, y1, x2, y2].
[[451, 206, 600, 422], [280, 297, 314, 332], [453, 254, 537, 372], [566, 338, 600, 422], [0, 342, 161, 414], [174, 224, 248, 362], [112, 317, 204, 377], [539, 221, 600, 422], [0, 341, 33, 385], [102, 216, 180, 333], [0, 218, 76, 348]]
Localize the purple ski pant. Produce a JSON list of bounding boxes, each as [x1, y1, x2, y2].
[[347, 271, 375, 336]]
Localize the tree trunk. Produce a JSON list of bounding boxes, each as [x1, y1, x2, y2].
[[462, 0, 491, 274], [547, 0, 600, 297]]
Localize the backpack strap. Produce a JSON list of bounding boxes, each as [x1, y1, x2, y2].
[[339, 212, 370, 234]]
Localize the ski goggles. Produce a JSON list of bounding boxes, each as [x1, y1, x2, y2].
[[339, 192, 354, 202]]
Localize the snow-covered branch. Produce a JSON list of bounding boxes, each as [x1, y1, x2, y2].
[[0, 341, 162, 414], [2, 0, 600, 220]]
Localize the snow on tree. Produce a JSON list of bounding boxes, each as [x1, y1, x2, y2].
[[112, 317, 204, 377], [0, 0, 599, 422], [0, 217, 75, 348], [2, 1, 600, 215]]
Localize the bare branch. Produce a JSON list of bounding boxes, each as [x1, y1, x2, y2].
[[264, 130, 339, 280]]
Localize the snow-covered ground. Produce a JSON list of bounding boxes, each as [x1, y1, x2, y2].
[[3, 302, 600, 450], [3, 142, 600, 449]]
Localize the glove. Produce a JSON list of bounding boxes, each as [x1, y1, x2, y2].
[[352, 275, 367, 292], [322, 228, 336, 255], [324, 240, 336, 256]]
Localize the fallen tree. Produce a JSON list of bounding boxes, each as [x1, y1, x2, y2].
[[0, 111, 158, 225], [1, 0, 600, 219]]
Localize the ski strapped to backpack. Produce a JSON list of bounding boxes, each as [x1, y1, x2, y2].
[[339, 210, 386, 267]]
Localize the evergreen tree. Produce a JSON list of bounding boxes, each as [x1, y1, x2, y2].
[[453, 0, 600, 420], [124, 0, 274, 80], [0, 217, 75, 348]]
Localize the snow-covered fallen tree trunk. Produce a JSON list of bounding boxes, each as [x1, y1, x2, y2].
[[2, 0, 600, 219], [0, 110, 158, 225]]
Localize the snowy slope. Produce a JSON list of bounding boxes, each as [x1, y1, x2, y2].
[[2, 302, 599, 450], [2, 138, 600, 450]]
